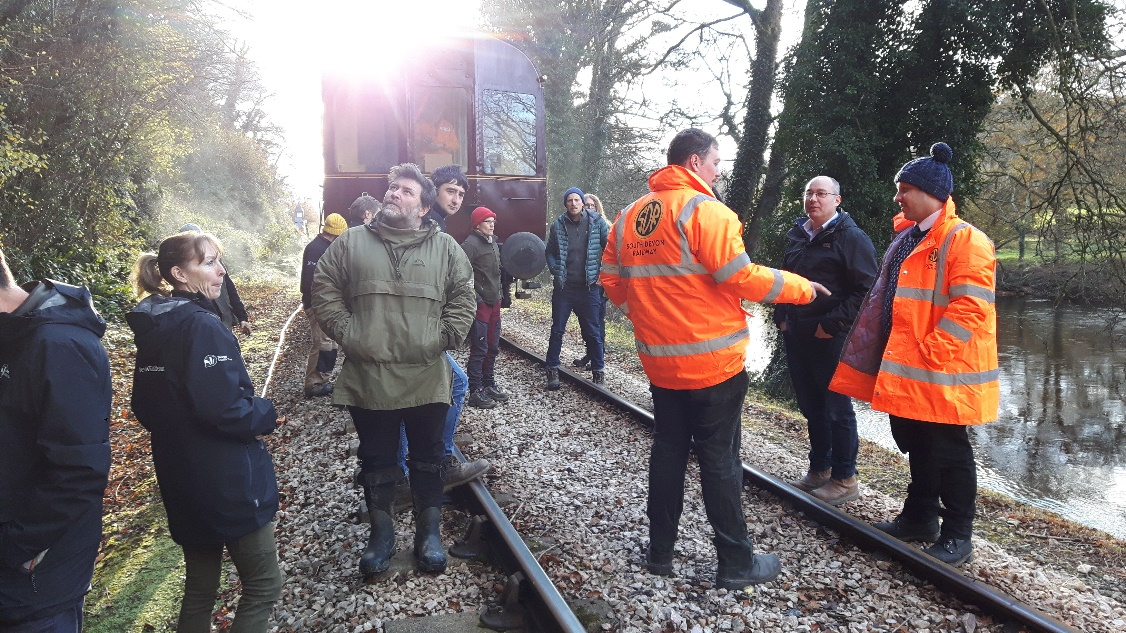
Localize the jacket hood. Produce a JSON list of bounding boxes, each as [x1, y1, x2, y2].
[[648, 164, 715, 197], [787, 211, 858, 240], [126, 294, 213, 348], [0, 280, 106, 346]]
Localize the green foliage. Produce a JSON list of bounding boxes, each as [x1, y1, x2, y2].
[[766, 0, 1110, 256], [0, 0, 292, 299]]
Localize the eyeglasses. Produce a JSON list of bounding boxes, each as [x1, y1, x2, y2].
[[804, 191, 839, 200], [584, 204, 596, 209]]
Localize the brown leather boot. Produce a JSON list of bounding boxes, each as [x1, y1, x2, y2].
[[810, 476, 860, 506], [788, 469, 831, 492]]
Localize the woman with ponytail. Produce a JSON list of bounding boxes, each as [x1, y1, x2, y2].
[[127, 230, 282, 632]]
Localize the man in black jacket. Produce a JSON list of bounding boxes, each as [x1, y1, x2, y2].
[[0, 246, 111, 632], [300, 213, 347, 397], [774, 176, 878, 506], [461, 206, 508, 409]]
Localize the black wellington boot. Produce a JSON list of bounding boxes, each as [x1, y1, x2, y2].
[[359, 478, 397, 577], [414, 506, 447, 573]]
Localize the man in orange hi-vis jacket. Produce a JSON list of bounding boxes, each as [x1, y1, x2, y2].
[[601, 128, 829, 589], [830, 142, 998, 567]]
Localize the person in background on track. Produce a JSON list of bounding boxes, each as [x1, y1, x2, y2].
[[344, 193, 380, 229], [601, 128, 829, 589], [461, 206, 509, 409], [775, 176, 877, 506], [398, 165, 490, 492], [574, 192, 608, 371], [179, 223, 252, 336], [311, 163, 476, 578], [128, 231, 282, 632], [545, 187, 611, 388], [0, 246, 111, 633], [300, 213, 347, 398], [584, 193, 604, 217], [829, 142, 998, 567]]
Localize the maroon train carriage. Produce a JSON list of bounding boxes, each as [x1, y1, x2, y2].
[[321, 33, 548, 243]]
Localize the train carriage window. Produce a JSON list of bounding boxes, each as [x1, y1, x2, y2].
[[330, 87, 400, 173], [412, 87, 468, 172], [480, 90, 536, 176]]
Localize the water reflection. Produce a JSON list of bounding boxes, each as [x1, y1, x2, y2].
[[748, 297, 1126, 539]]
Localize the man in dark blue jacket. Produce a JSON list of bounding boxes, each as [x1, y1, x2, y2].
[[774, 176, 877, 506], [301, 213, 346, 397], [0, 246, 111, 632], [545, 187, 610, 389]]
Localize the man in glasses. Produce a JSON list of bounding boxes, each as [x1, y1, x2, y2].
[[775, 176, 877, 506]]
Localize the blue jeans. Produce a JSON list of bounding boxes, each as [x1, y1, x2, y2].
[[0, 599, 83, 633], [398, 353, 467, 473], [647, 371, 754, 574], [782, 330, 858, 479], [546, 285, 603, 370]]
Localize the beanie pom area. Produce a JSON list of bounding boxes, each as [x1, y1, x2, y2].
[[930, 142, 953, 164]]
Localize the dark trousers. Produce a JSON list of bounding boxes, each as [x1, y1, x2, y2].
[[467, 301, 502, 391], [889, 415, 977, 539], [0, 599, 83, 633], [782, 330, 858, 479], [546, 285, 604, 370], [178, 522, 282, 633], [350, 404, 448, 509], [648, 371, 754, 571]]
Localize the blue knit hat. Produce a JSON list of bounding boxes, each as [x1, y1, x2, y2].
[[563, 187, 585, 206], [895, 142, 954, 202]]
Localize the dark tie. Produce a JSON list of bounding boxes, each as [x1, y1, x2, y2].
[[881, 226, 927, 338]]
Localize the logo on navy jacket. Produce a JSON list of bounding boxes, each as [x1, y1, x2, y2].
[[203, 354, 232, 368], [0, 364, 8, 380]]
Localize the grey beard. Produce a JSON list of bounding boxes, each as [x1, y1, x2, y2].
[[380, 208, 421, 230]]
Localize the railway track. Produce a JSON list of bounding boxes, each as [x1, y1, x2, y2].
[[498, 336, 1080, 633], [260, 304, 1119, 632]]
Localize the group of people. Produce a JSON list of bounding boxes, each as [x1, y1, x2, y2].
[[0, 127, 997, 632], [602, 130, 997, 589]]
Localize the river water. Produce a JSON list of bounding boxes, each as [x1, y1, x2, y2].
[[745, 297, 1126, 539]]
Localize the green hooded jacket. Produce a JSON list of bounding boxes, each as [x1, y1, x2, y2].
[[310, 218, 475, 410]]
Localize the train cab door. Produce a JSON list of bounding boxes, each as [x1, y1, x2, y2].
[[458, 37, 547, 242]]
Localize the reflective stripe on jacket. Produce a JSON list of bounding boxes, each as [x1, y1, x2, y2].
[[600, 165, 814, 390], [829, 198, 999, 425]]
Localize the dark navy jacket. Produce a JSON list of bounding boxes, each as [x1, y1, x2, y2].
[[773, 212, 878, 338], [0, 281, 111, 624], [300, 234, 333, 309], [126, 292, 277, 546]]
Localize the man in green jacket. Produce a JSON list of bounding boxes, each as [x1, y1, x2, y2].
[[311, 163, 475, 578]]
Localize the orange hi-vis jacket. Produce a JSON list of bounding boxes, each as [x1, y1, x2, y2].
[[600, 165, 815, 390], [829, 198, 999, 425]]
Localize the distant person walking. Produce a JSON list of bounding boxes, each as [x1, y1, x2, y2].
[[0, 246, 111, 633], [129, 231, 282, 631], [300, 213, 347, 397], [545, 187, 610, 388], [830, 142, 998, 567], [775, 176, 877, 506]]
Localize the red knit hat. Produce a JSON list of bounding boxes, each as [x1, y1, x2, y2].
[[471, 206, 496, 226]]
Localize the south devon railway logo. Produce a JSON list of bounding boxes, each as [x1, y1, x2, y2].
[[635, 200, 663, 237]]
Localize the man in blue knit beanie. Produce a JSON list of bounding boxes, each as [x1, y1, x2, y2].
[[829, 142, 999, 567], [544, 187, 611, 389]]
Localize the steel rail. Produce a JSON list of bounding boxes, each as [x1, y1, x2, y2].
[[452, 445, 588, 633], [500, 337, 1081, 633]]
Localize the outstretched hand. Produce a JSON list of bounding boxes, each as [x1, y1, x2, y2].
[[809, 281, 832, 298]]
